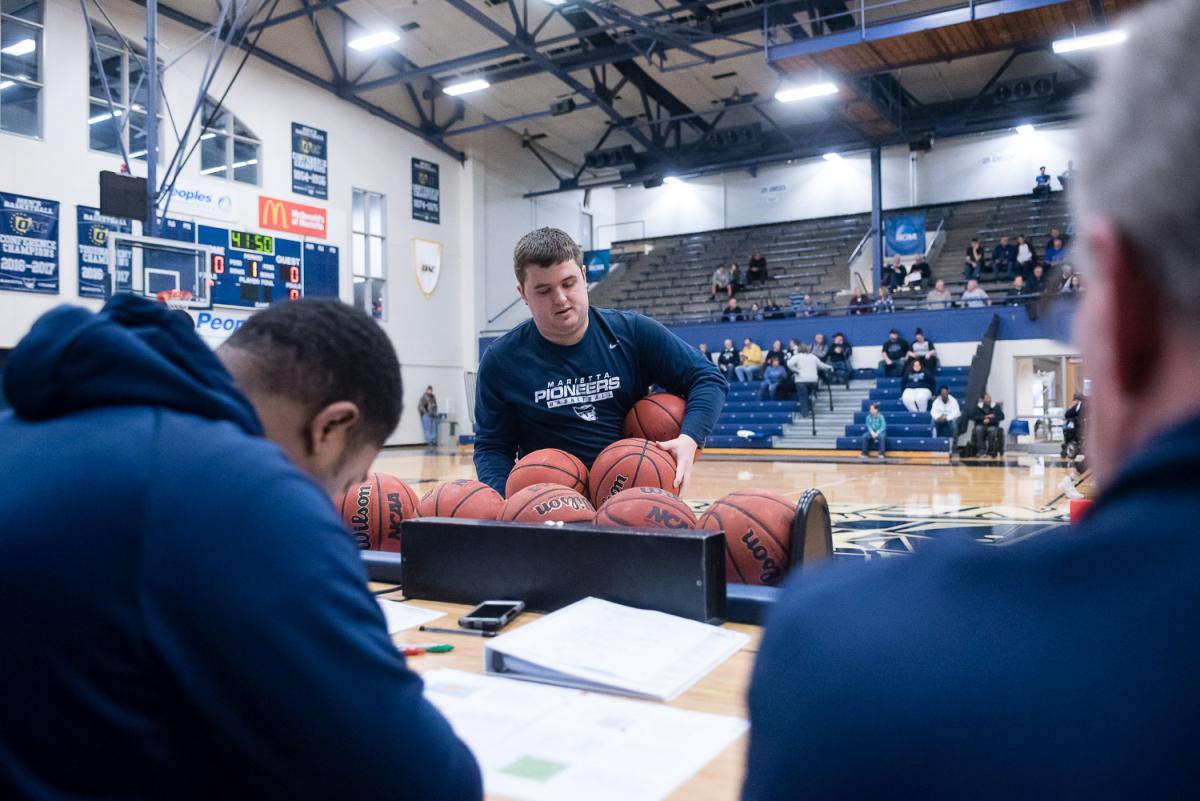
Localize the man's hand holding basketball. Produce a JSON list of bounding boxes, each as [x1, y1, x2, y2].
[[657, 433, 699, 495]]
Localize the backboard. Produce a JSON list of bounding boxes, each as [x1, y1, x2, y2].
[[106, 232, 218, 309]]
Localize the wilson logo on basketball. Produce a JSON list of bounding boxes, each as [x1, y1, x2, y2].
[[609, 474, 628, 496], [534, 496, 591, 516], [647, 507, 690, 529], [741, 530, 782, 584], [384, 492, 405, 541], [348, 485, 372, 549]]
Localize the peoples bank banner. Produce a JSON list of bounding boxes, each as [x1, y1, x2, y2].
[[258, 195, 327, 238], [884, 212, 926, 256]]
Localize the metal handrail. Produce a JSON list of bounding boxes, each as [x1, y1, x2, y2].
[[847, 227, 874, 265]]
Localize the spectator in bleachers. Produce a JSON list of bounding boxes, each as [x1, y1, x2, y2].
[[907, 254, 932, 291], [860, 402, 887, 459], [787, 345, 832, 417], [729, 262, 746, 293], [1006, 275, 1028, 304], [874, 286, 895, 314], [761, 357, 788, 400], [1046, 226, 1069, 252], [878, 329, 910, 378], [1033, 165, 1051, 196], [721, 298, 743, 322], [961, 279, 991, 308], [1057, 160, 1072, 192], [906, 328, 938, 375], [901, 360, 935, 413], [971, 394, 1005, 457], [1044, 238, 1067, 271], [763, 296, 785, 319], [1028, 264, 1048, 295], [765, 340, 786, 368], [735, 337, 764, 383], [787, 338, 801, 358], [710, 263, 732, 300], [749, 302, 765, 321], [884, 256, 907, 292], [963, 238, 985, 281], [717, 339, 739, 379], [1061, 273, 1082, 293], [991, 235, 1017, 277], [799, 293, 821, 317], [849, 290, 871, 315], [926, 278, 953, 309], [931, 386, 961, 438], [827, 333, 853, 386], [810, 333, 829, 362], [698, 342, 713, 365], [1015, 234, 1037, 275], [748, 250, 768, 284]]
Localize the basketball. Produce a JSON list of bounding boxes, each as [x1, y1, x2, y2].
[[505, 448, 589, 497], [623, 393, 686, 441], [340, 473, 420, 552], [419, 479, 504, 520], [499, 483, 595, 524], [588, 438, 678, 506], [698, 490, 795, 586], [594, 486, 697, 530]]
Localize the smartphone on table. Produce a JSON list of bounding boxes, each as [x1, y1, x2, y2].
[[458, 600, 525, 632]]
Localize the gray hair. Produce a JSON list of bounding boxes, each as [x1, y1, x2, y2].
[[1075, 0, 1200, 313]]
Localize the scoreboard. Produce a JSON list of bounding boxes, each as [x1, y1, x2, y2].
[[196, 224, 338, 309]]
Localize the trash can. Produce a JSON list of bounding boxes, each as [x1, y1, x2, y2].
[[436, 414, 456, 447]]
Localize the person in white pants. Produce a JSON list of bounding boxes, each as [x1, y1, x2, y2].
[[900, 360, 935, 413]]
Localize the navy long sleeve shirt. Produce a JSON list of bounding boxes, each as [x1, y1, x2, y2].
[[474, 307, 728, 494]]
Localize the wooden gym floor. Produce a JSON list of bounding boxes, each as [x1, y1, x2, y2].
[[373, 447, 1078, 559]]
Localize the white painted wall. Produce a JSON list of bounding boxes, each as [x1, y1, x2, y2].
[[0, 0, 475, 445], [611, 124, 1079, 240]]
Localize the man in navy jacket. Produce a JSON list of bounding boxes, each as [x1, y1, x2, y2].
[[0, 296, 481, 800], [744, 2, 1200, 798]]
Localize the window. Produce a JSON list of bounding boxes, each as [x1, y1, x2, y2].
[[352, 189, 387, 320], [1, 0, 43, 138], [198, 98, 260, 184], [86, 23, 161, 160]]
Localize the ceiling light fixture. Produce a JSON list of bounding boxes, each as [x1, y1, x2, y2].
[[663, 175, 684, 186], [1052, 29, 1127, 54], [348, 31, 401, 51], [775, 82, 838, 103], [1, 38, 36, 56], [88, 109, 124, 125], [822, 152, 843, 162], [443, 78, 490, 97], [1015, 124, 1035, 136]]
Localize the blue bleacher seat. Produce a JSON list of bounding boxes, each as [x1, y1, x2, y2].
[[852, 411, 932, 426], [835, 436, 951, 452], [705, 435, 773, 449], [844, 424, 937, 438]]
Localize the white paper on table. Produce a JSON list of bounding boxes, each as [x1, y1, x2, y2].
[[423, 669, 748, 801], [484, 597, 749, 701], [376, 599, 444, 633]]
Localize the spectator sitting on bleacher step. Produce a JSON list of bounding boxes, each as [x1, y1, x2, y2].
[[735, 338, 764, 383], [849, 290, 872, 315], [907, 254, 932, 291], [717, 339, 738, 379], [1016, 234, 1037, 275], [926, 279, 953, 309], [1007, 275, 1028, 305], [906, 328, 938, 376], [748, 250, 768, 284], [1033, 165, 1051, 196], [787, 345, 832, 418], [901, 360, 935, 413], [710, 264, 731, 300], [827, 333, 853, 386], [790, 289, 819, 317], [991, 235, 1017, 278], [1046, 226, 1070, 252], [749, 302, 765, 321], [761, 357, 788, 401], [1044, 238, 1067, 271], [884, 256, 907, 292], [698, 342, 715, 365], [860, 403, 887, 459], [961, 279, 991, 308], [931, 386, 961, 438], [763, 296, 784, 319], [765, 340, 786, 369], [810, 333, 829, 361], [878, 329, 910, 379], [1061, 273, 1082, 293], [963, 238, 986, 281], [722, 297, 742, 322], [1028, 264, 1048, 295], [874, 286, 894, 314], [729, 262, 746, 293]]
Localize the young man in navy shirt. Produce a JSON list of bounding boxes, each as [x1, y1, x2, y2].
[[474, 228, 727, 495]]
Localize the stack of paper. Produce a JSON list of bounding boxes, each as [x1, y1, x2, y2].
[[424, 669, 748, 801], [484, 597, 749, 701], [376, 599, 444, 633]]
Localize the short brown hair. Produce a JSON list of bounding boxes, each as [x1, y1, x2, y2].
[[513, 227, 583, 285]]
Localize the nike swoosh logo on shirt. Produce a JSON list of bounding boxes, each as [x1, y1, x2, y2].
[[609, 343, 618, 349]]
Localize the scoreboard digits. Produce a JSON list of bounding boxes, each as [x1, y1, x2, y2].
[[196, 224, 338, 309]]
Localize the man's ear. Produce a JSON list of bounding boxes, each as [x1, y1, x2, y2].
[[516, 281, 527, 305], [1089, 221, 1160, 397], [306, 401, 361, 454]]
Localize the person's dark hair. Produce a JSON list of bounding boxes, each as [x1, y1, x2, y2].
[[914, 327, 924, 336], [222, 299, 402, 448], [512, 227, 583, 285], [869, 402, 879, 411], [938, 386, 949, 394], [889, 328, 898, 335]]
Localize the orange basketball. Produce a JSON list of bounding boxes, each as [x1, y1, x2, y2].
[[698, 490, 795, 586], [505, 448, 589, 498], [340, 473, 420, 552], [419, 479, 504, 520], [588, 438, 677, 506], [623, 393, 686, 441], [594, 486, 696, 530], [499, 483, 595, 524]]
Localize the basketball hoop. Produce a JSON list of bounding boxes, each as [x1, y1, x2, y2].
[[156, 289, 194, 311]]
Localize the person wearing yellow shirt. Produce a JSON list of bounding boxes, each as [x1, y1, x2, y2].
[[735, 337, 764, 382]]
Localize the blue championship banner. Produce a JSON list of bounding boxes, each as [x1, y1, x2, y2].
[[0, 191, 59, 294], [884, 212, 926, 257], [412, 158, 440, 224], [77, 206, 132, 298], [291, 123, 328, 200], [584, 249, 611, 281]]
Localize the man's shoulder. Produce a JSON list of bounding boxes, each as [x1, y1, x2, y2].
[[481, 320, 539, 362]]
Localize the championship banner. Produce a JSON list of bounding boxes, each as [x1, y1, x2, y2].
[[0, 191, 59, 295], [77, 206, 132, 298], [584, 249, 611, 281], [884, 212, 926, 257], [413, 237, 441, 298], [412, 158, 440, 224], [258, 195, 328, 238], [291, 123, 328, 200]]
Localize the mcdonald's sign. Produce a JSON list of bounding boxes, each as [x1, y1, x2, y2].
[[258, 195, 327, 238]]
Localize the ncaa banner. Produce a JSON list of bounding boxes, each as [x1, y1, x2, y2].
[[584, 249, 611, 281], [77, 206, 132, 298], [884, 212, 926, 257], [412, 158, 440, 224], [291, 123, 328, 200], [0, 191, 59, 295], [413, 237, 441, 298], [258, 195, 327, 238]]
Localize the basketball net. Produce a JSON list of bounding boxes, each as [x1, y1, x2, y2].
[[156, 289, 194, 311]]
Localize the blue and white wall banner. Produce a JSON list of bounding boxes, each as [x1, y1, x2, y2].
[[412, 158, 440, 224], [161, 179, 238, 222], [884, 212, 927, 257], [584, 249, 611, 281], [291, 123, 328, 200], [0, 191, 59, 295], [77, 206, 132, 299]]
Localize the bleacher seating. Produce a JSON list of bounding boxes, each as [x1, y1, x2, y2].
[[834, 366, 970, 452]]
